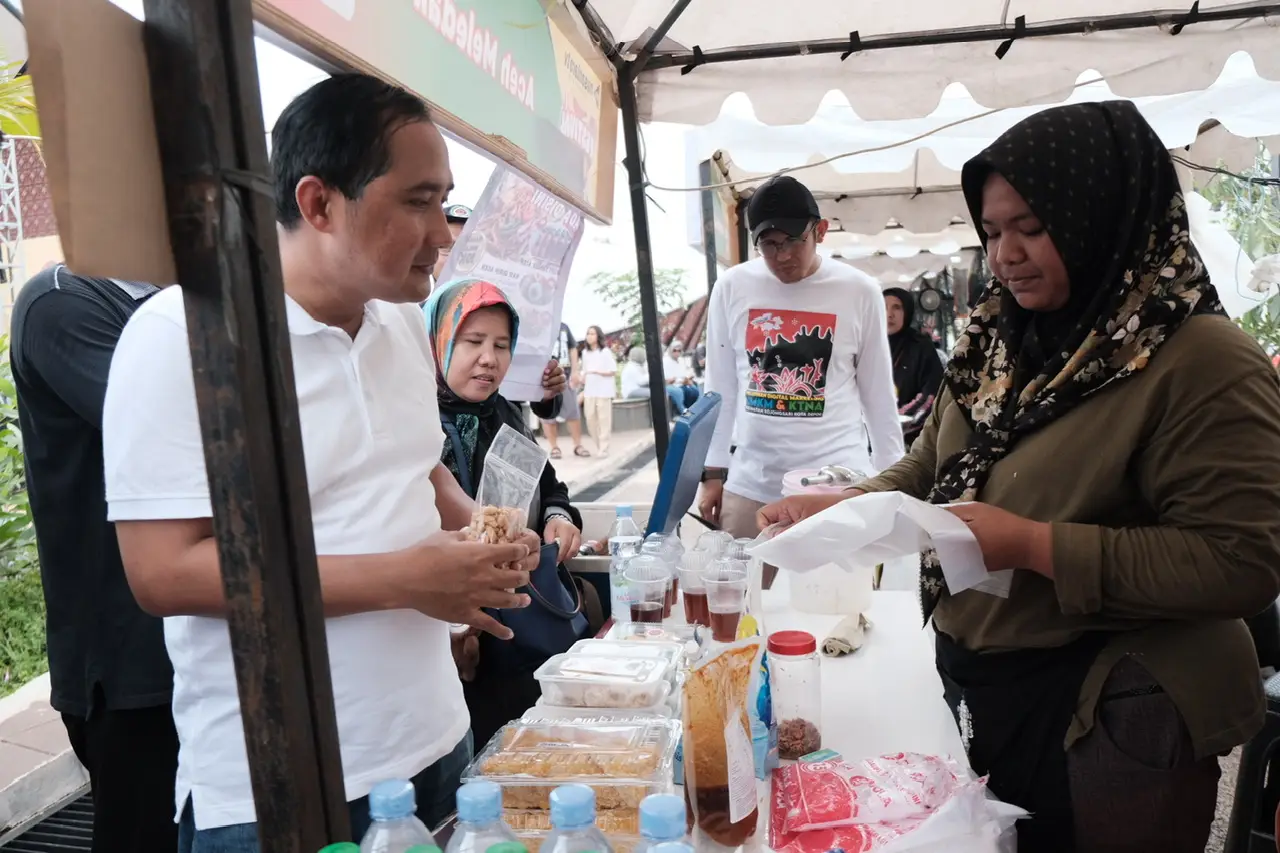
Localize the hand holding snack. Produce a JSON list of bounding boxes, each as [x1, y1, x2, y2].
[[405, 529, 531, 640]]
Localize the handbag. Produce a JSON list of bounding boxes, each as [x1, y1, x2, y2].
[[441, 418, 589, 667], [490, 543, 589, 659]]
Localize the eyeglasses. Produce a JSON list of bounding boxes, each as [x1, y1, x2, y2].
[[756, 223, 815, 257]]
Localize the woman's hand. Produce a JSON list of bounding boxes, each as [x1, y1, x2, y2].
[[541, 359, 567, 400], [544, 517, 583, 566], [943, 503, 1053, 577], [756, 491, 858, 532]]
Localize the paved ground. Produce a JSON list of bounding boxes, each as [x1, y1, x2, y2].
[[534, 427, 654, 495]]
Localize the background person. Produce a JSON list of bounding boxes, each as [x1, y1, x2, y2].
[[883, 286, 944, 447], [425, 278, 586, 747], [103, 74, 540, 852], [759, 102, 1280, 852], [698, 175, 904, 541], [663, 339, 700, 415], [542, 322, 587, 459], [579, 325, 616, 456], [10, 265, 177, 853], [621, 345, 650, 401], [432, 203, 472, 283]]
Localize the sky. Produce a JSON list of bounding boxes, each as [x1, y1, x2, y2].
[[10, 0, 712, 336]]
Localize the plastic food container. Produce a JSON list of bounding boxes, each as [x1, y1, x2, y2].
[[528, 681, 676, 719], [462, 717, 680, 811], [535, 654, 671, 709], [567, 640, 687, 681], [608, 622, 706, 659], [768, 630, 823, 760]]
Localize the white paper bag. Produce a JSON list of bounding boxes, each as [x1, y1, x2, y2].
[[749, 492, 1012, 599]]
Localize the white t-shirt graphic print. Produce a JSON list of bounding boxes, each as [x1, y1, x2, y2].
[[704, 257, 904, 504], [744, 308, 838, 419]]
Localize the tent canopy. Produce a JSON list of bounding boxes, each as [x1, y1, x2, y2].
[[585, 1, 1279, 123], [681, 50, 1280, 233]]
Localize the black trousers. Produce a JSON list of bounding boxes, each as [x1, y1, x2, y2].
[[62, 699, 179, 853]]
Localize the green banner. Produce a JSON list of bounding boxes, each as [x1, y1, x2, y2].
[[261, 0, 610, 215]]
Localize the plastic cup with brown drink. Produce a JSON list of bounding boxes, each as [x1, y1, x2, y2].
[[624, 556, 670, 624], [680, 548, 714, 627], [704, 561, 749, 642]]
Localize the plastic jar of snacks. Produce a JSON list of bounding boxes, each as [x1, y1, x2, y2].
[[768, 630, 822, 760]]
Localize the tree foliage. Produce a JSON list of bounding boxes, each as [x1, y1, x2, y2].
[[0, 335, 44, 696], [586, 267, 688, 329], [1199, 147, 1280, 353]]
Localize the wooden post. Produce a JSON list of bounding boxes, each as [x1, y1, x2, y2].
[[140, 1, 349, 849]]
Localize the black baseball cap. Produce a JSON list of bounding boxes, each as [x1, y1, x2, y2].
[[444, 203, 472, 223], [747, 176, 821, 243]]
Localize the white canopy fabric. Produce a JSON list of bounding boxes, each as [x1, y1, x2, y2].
[[680, 51, 1278, 233], [587, 1, 1280, 124], [833, 249, 981, 287]]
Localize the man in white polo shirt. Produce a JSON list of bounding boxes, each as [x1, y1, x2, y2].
[[102, 74, 539, 852]]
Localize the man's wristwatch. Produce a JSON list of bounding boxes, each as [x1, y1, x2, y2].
[[700, 468, 728, 483]]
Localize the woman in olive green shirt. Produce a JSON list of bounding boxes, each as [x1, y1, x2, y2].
[[761, 102, 1280, 852]]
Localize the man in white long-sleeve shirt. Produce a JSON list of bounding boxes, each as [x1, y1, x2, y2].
[[697, 176, 904, 543]]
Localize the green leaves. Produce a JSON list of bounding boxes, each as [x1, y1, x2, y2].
[[586, 267, 689, 329], [0, 333, 44, 696], [1200, 145, 1280, 355], [0, 61, 38, 138]]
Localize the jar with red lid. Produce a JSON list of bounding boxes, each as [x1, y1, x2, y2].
[[768, 630, 822, 759]]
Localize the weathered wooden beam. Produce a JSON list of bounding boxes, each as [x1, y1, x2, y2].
[[140, 1, 349, 849]]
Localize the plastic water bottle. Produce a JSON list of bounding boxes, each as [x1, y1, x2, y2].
[[632, 795, 687, 853], [359, 779, 436, 853], [608, 506, 643, 624], [445, 782, 519, 853], [648, 843, 693, 853], [539, 785, 614, 853]]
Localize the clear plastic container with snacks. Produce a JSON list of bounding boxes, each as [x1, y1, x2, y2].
[[461, 717, 681, 812], [768, 630, 823, 760], [566, 640, 686, 680], [535, 655, 671, 709], [610, 623, 705, 660], [527, 686, 676, 720]]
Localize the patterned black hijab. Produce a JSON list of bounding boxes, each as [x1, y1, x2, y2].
[[918, 101, 1224, 620]]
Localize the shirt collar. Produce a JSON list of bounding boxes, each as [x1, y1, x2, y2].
[[283, 295, 385, 337]]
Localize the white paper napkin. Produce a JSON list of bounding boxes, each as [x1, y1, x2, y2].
[[749, 492, 1012, 599]]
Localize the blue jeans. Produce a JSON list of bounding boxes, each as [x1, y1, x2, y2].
[[666, 384, 699, 414], [177, 734, 473, 852]]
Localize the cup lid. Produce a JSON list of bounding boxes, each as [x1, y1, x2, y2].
[[768, 630, 817, 656]]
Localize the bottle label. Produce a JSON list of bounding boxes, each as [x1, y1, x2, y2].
[[724, 716, 757, 824], [610, 537, 641, 624]]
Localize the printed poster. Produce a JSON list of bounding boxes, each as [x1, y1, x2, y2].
[[437, 165, 585, 401], [745, 308, 837, 418]]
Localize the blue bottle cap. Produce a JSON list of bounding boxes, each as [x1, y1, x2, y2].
[[650, 844, 694, 853], [456, 780, 502, 824], [368, 779, 417, 821], [639, 794, 686, 842], [616, 504, 633, 517], [549, 784, 596, 830]]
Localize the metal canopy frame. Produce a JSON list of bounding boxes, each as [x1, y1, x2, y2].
[[577, 0, 1279, 469]]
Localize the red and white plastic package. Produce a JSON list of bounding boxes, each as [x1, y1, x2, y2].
[[770, 753, 1026, 853], [778, 752, 964, 831]]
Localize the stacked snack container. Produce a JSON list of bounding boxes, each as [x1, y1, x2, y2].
[[462, 717, 680, 853]]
